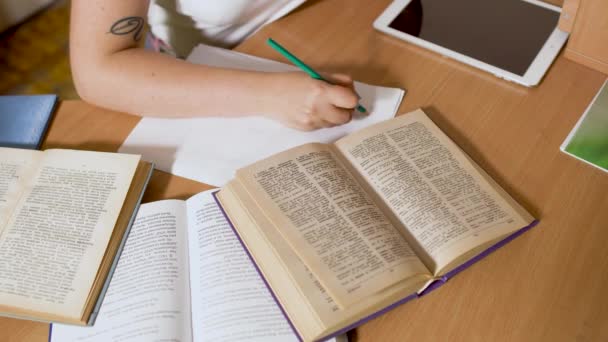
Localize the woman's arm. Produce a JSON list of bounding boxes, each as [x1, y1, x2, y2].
[[70, 0, 359, 130]]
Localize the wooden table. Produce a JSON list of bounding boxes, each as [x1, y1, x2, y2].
[[2, 0, 608, 341]]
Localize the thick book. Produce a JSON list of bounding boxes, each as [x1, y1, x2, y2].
[[0, 95, 57, 150], [49, 191, 346, 342], [215, 108, 537, 342], [560, 78, 608, 172], [0, 147, 153, 325]]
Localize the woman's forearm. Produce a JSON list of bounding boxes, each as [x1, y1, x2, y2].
[[70, 0, 283, 119], [70, 0, 359, 130], [73, 47, 282, 118]]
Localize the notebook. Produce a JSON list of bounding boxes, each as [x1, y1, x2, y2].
[[561, 79, 608, 172], [0, 94, 57, 149]]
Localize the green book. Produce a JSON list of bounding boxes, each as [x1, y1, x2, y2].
[[561, 79, 608, 172]]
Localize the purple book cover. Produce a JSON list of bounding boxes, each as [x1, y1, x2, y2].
[[213, 191, 538, 342]]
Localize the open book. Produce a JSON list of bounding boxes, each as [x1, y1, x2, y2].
[[50, 191, 345, 342], [216, 109, 537, 342], [0, 147, 152, 325]]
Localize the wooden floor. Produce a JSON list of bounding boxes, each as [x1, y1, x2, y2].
[[0, 0, 76, 98]]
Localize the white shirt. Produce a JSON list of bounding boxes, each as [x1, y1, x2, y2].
[[148, 0, 306, 57]]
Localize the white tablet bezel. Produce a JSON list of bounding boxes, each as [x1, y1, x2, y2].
[[373, 0, 569, 87]]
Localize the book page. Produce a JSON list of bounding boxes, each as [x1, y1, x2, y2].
[[336, 109, 533, 274], [51, 200, 192, 342], [0, 148, 40, 232], [0, 149, 139, 318], [236, 144, 429, 308], [186, 190, 297, 342], [219, 181, 432, 340]]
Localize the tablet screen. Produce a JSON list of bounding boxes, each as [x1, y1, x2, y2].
[[388, 0, 560, 76]]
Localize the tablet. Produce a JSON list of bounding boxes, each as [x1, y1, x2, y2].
[[373, 0, 569, 87]]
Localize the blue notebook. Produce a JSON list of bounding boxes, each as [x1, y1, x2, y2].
[[0, 94, 58, 150]]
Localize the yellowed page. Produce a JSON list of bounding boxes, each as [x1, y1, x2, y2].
[[0, 149, 140, 319], [335, 109, 534, 274], [235, 143, 429, 308], [220, 180, 431, 340], [219, 183, 326, 341], [0, 148, 41, 233]]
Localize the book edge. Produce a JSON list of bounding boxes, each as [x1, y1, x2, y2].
[[213, 187, 540, 342], [315, 293, 418, 342], [320, 220, 540, 341], [85, 162, 155, 325], [212, 190, 304, 342], [441, 219, 539, 284], [48, 164, 154, 341], [35, 95, 58, 150], [561, 79, 607, 150], [214, 189, 433, 342], [559, 148, 608, 173]]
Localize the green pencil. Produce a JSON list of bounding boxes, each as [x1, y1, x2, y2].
[[267, 38, 367, 113]]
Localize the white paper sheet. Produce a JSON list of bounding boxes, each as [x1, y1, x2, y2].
[[119, 44, 405, 186]]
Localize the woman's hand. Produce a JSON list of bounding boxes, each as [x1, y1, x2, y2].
[[265, 72, 360, 131]]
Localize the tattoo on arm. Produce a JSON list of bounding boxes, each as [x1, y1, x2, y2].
[[108, 17, 144, 42]]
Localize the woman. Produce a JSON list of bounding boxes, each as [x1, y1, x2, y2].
[[70, 1, 359, 131]]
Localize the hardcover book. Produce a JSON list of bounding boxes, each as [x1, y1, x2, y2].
[[0, 95, 57, 149], [0, 147, 153, 325], [215, 108, 537, 342]]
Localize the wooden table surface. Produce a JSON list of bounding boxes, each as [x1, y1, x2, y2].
[[2, 0, 608, 341]]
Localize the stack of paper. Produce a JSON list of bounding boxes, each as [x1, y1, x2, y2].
[[119, 44, 405, 186]]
